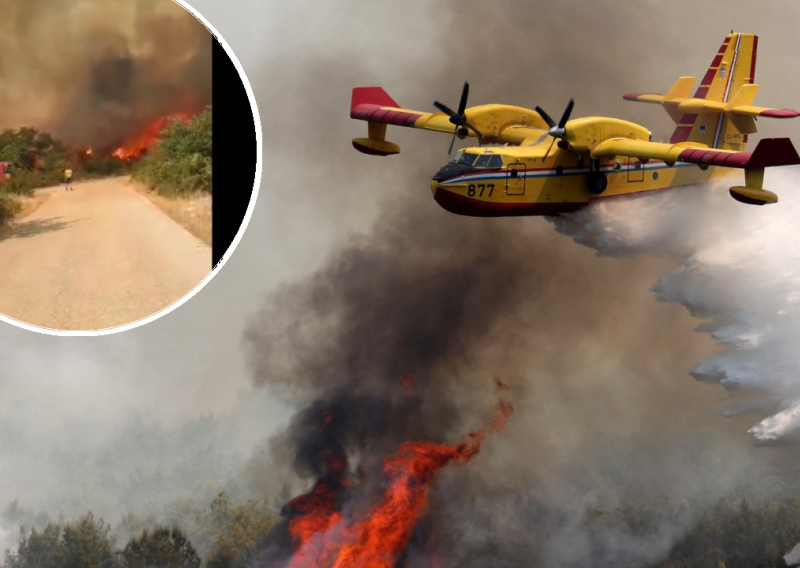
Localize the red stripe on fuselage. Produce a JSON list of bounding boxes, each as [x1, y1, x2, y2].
[[442, 160, 671, 182], [433, 188, 585, 217]]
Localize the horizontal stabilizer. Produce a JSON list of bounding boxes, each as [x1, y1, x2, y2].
[[623, 77, 696, 105], [623, 93, 667, 104], [625, 78, 800, 135], [624, 77, 696, 123]]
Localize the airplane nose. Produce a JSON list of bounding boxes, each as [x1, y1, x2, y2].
[[430, 179, 439, 195]]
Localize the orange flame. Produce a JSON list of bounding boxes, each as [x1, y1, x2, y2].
[[85, 148, 94, 157], [284, 401, 513, 568], [112, 113, 192, 161]]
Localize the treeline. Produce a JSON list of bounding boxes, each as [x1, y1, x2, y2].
[[648, 496, 800, 568], [133, 109, 211, 196], [0, 128, 70, 196], [0, 110, 211, 224], [0, 127, 130, 224], [2, 492, 276, 568], [6, 491, 800, 567]]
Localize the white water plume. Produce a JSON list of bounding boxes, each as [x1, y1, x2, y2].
[[549, 166, 800, 444]]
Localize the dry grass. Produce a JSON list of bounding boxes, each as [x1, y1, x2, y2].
[[131, 181, 211, 245], [0, 191, 52, 238], [15, 191, 52, 220]]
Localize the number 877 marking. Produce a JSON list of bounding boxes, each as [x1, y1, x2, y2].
[[468, 184, 495, 197]]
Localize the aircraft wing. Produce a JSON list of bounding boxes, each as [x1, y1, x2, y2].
[[591, 137, 800, 169], [350, 87, 470, 140], [350, 87, 549, 154]]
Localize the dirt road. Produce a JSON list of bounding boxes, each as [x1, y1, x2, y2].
[[0, 177, 211, 331]]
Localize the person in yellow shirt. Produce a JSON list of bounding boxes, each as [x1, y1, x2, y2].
[[63, 167, 73, 191]]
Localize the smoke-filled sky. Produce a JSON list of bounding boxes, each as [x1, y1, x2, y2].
[[236, 1, 800, 566], [0, 0, 211, 148], [2, 1, 800, 567]]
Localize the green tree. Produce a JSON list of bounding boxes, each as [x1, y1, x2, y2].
[[120, 526, 200, 568], [0, 127, 71, 196], [198, 492, 276, 568], [4, 513, 118, 568], [4, 524, 63, 568], [60, 513, 118, 568]]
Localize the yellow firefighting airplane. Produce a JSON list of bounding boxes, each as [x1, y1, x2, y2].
[[350, 32, 800, 216]]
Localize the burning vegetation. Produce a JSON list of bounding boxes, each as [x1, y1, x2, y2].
[[278, 399, 512, 568], [111, 113, 193, 161], [242, 199, 535, 567]]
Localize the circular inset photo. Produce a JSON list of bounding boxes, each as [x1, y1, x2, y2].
[[0, 0, 259, 335]]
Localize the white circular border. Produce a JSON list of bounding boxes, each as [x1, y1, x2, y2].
[[0, 0, 263, 337]]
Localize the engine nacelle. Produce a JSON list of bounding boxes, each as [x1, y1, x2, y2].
[[565, 117, 651, 152]]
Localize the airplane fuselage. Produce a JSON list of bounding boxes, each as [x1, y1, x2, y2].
[[429, 146, 732, 217]]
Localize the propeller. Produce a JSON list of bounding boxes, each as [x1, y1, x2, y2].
[[533, 99, 581, 163], [433, 82, 484, 154]]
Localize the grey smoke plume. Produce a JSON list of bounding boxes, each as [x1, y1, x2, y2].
[[0, 0, 211, 149]]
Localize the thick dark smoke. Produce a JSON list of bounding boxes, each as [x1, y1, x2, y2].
[[245, 195, 772, 566], [0, 0, 211, 149], [242, 0, 800, 566]]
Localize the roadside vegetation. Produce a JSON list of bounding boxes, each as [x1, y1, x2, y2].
[[0, 127, 133, 226], [132, 109, 212, 244], [0, 111, 211, 235], [133, 110, 211, 197], [0, 128, 68, 224]]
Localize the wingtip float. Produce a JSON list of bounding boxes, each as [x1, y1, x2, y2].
[[350, 32, 800, 217]]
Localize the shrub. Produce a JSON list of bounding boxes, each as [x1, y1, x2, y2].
[[0, 193, 22, 225], [133, 110, 212, 197]]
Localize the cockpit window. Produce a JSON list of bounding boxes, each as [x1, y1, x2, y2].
[[458, 153, 478, 166], [449, 152, 500, 168], [474, 155, 491, 168]]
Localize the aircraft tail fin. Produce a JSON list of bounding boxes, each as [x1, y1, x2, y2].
[[626, 33, 800, 152], [669, 32, 757, 148]]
